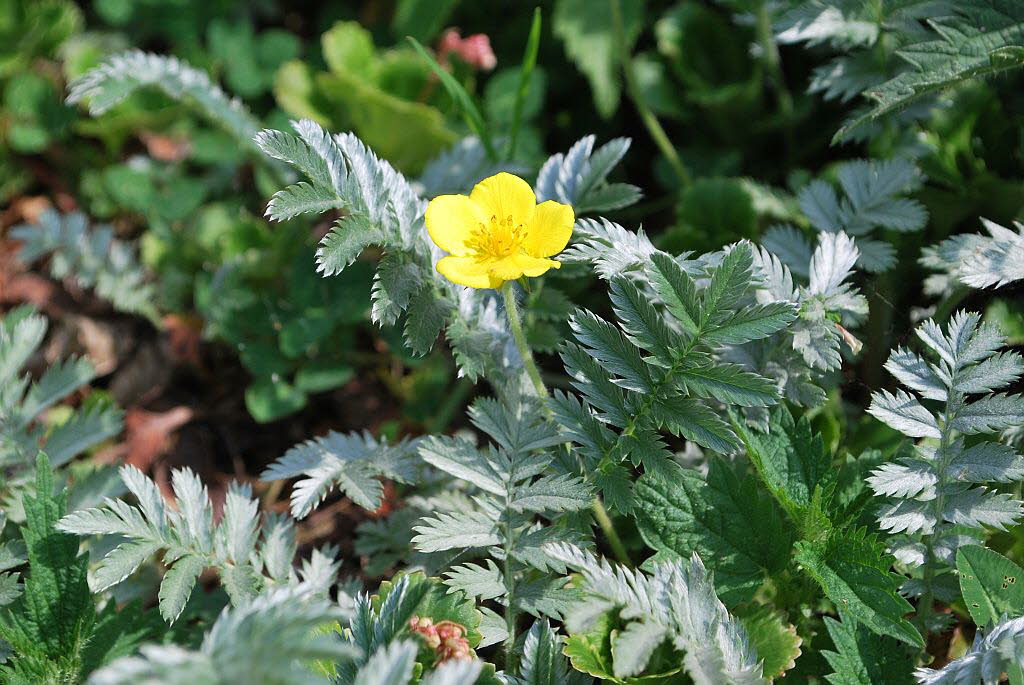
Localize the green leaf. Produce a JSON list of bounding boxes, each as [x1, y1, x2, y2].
[[0, 454, 102, 678], [836, 1, 1024, 141], [956, 545, 1024, 627], [634, 460, 793, 605], [504, 7, 543, 160], [821, 617, 915, 685], [737, 605, 802, 680], [553, 0, 645, 118], [794, 530, 923, 648], [731, 406, 837, 531], [158, 555, 205, 624], [647, 253, 699, 337], [563, 613, 683, 684], [403, 284, 453, 356], [678, 360, 779, 408], [245, 377, 308, 423], [407, 36, 495, 159]]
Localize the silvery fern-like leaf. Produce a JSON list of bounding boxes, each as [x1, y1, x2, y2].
[[922, 218, 1024, 292], [11, 210, 158, 320], [509, 620, 590, 685], [0, 307, 124, 495], [761, 225, 813, 280], [353, 641, 418, 685], [444, 561, 505, 601], [794, 158, 926, 272], [58, 466, 338, 622], [561, 218, 661, 282], [869, 312, 1024, 600], [535, 136, 640, 213], [87, 585, 354, 685], [413, 511, 502, 553], [415, 137, 521, 198], [914, 615, 1024, 685], [67, 51, 263, 155], [867, 389, 941, 438], [545, 543, 766, 685], [421, 659, 484, 685], [261, 431, 421, 517]]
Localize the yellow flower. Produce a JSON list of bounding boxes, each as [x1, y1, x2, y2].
[[425, 172, 574, 289]]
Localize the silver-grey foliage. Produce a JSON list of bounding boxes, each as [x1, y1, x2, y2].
[[413, 396, 592, 649], [67, 50, 263, 154], [868, 312, 1024, 607], [86, 584, 355, 685], [11, 210, 158, 321], [922, 217, 1024, 294], [545, 543, 766, 685], [535, 135, 641, 214], [58, 465, 339, 622], [914, 614, 1024, 685], [0, 306, 122, 493], [763, 158, 927, 272], [261, 431, 421, 517]]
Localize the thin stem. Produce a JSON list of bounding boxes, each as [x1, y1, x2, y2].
[[502, 500, 517, 671], [610, 0, 691, 190], [755, 0, 794, 157], [591, 497, 631, 567], [501, 281, 631, 567], [502, 282, 548, 398]]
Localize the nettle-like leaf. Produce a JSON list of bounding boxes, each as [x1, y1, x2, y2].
[[86, 584, 354, 685], [868, 311, 1024, 606], [546, 543, 766, 685], [11, 209, 158, 321], [732, 405, 837, 534], [922, 217, 1024, 295], [914, 614, 1024, 685], [821, 616, 916, 685], [412, 396, 590, 650], [776, 159, 926, 273], [66, 50, 263, 154], [553, 241, 796, 511], [261, 431, 421, 517], [58, 465, 338, 623], [956, 545, 1024, 627], [634, 460, 793, 606], [535, 136, 641, 214], [0, 455, 160, 683], [0, 306, 123, 494], [794, 528, 922, 648], [837, 0, 1024, 141]]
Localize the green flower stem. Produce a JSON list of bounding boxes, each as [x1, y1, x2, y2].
[[501, 281, 548, 399], [610, 0, 691, 190], [500, 281, 631, 567]]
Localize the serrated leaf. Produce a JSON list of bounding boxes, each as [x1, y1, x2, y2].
[[794, 533, 923, 648], [821, 617, 915, 685], [634, 460, 792, 606]]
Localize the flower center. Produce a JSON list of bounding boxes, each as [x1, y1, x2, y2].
[[467, 214, 527, 261]]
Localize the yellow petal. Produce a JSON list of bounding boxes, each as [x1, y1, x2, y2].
[[489, 254, 560, 280], [469, 172, 536, 225], [425, 194, 486, 255], [436, 256, 503, 289], [524, 200, 574, 258]]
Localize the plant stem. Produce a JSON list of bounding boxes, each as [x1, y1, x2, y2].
[[609, 0, 691, 190], [754, 0, 795, 157], [502, 282, 548, 398], [501, 281, 631, 566], [591, 496, 631, 566]]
